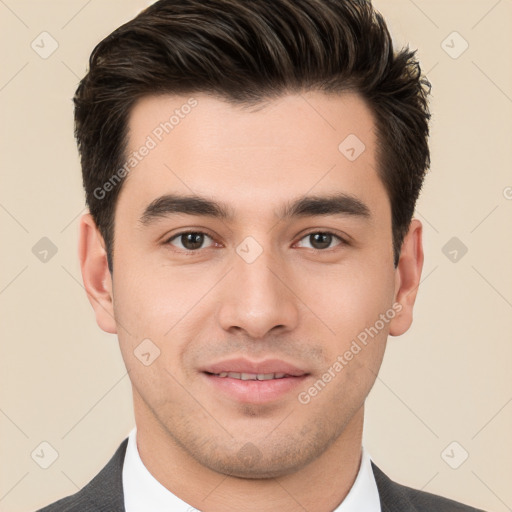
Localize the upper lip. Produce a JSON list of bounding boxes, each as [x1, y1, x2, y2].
[[201, 358, 308, 377]]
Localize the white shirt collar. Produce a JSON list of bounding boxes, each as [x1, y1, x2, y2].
[[122, 427, 381, 511]]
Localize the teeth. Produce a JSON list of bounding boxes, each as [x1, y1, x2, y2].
[[214, 372, 289, 380]]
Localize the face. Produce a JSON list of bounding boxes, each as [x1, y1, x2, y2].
[[80, 91, 422, 479]]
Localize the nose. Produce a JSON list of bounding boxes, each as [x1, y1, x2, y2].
[[216, 246, 300, 339]]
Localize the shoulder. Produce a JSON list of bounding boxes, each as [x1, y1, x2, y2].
[[35, 438, 128, 512], [371, 461, 487, 512]]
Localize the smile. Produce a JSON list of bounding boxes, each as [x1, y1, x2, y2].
[[207, 372, 290, 380]]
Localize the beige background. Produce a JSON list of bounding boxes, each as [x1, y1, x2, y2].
[[1, 0, 511, 511]]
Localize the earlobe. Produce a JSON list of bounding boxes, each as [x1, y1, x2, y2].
[[389, 219, 424, 337], [78, 213, 117, 334]]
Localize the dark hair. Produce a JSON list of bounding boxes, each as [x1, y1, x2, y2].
[[74, 0, 431, 273]]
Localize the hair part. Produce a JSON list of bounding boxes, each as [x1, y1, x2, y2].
[[74, 0, 431, 273]]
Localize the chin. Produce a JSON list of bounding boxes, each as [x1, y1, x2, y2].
[[205, 456, 303, 480], [193, 438, 322, 480]]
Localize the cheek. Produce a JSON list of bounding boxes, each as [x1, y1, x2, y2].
[[112, 260, 217, 382], [113, 259, 203, 336], [112, 268, 191, 408], [296, 260, 395, 345]]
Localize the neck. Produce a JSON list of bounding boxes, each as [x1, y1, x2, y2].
[[133, 394, 365, 512]]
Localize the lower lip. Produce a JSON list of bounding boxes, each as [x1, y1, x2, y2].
[[202, 373, 309, 404]]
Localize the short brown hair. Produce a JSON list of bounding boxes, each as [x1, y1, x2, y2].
[[74, 0, 431, 272]]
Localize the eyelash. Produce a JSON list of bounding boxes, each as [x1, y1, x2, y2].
[[164, 230, 348, 254]]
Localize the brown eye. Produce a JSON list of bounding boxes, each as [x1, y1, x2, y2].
[[167, 232, 214, 251], [297, 232, 344, 250]]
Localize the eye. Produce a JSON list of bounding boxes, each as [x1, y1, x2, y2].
[[166, 231, 215, 251], [295, 231, 345, 251], [164, 230, 347, 253]]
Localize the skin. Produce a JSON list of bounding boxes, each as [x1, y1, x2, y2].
[[78, 91, 423, 512]]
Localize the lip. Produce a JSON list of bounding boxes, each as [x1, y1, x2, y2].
[[201, 357, 308, 377], [200, 358, 310, 404], [202, 373, 309, 404]]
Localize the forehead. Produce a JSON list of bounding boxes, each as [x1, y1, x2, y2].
[[126, 90, 376, 152], [118, 91, 386, 221]]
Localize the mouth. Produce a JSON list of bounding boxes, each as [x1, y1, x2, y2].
[[200, 358, 310, 404], [205, 371, 295, 380]]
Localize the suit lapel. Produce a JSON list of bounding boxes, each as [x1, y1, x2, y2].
[[79, 437, 128, 511], [371, 461, 419, 512]]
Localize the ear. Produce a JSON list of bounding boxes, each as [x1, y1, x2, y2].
[[78, 212, 117, 334], [389, 218, 424, 336]]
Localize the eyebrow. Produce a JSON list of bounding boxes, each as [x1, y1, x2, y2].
[[138, 192, 371, 226]]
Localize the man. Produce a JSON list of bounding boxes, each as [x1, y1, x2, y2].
[[38, 0, 486, 510]]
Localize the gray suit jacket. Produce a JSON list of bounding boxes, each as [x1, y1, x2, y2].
[[36, 438, 486, 511]]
